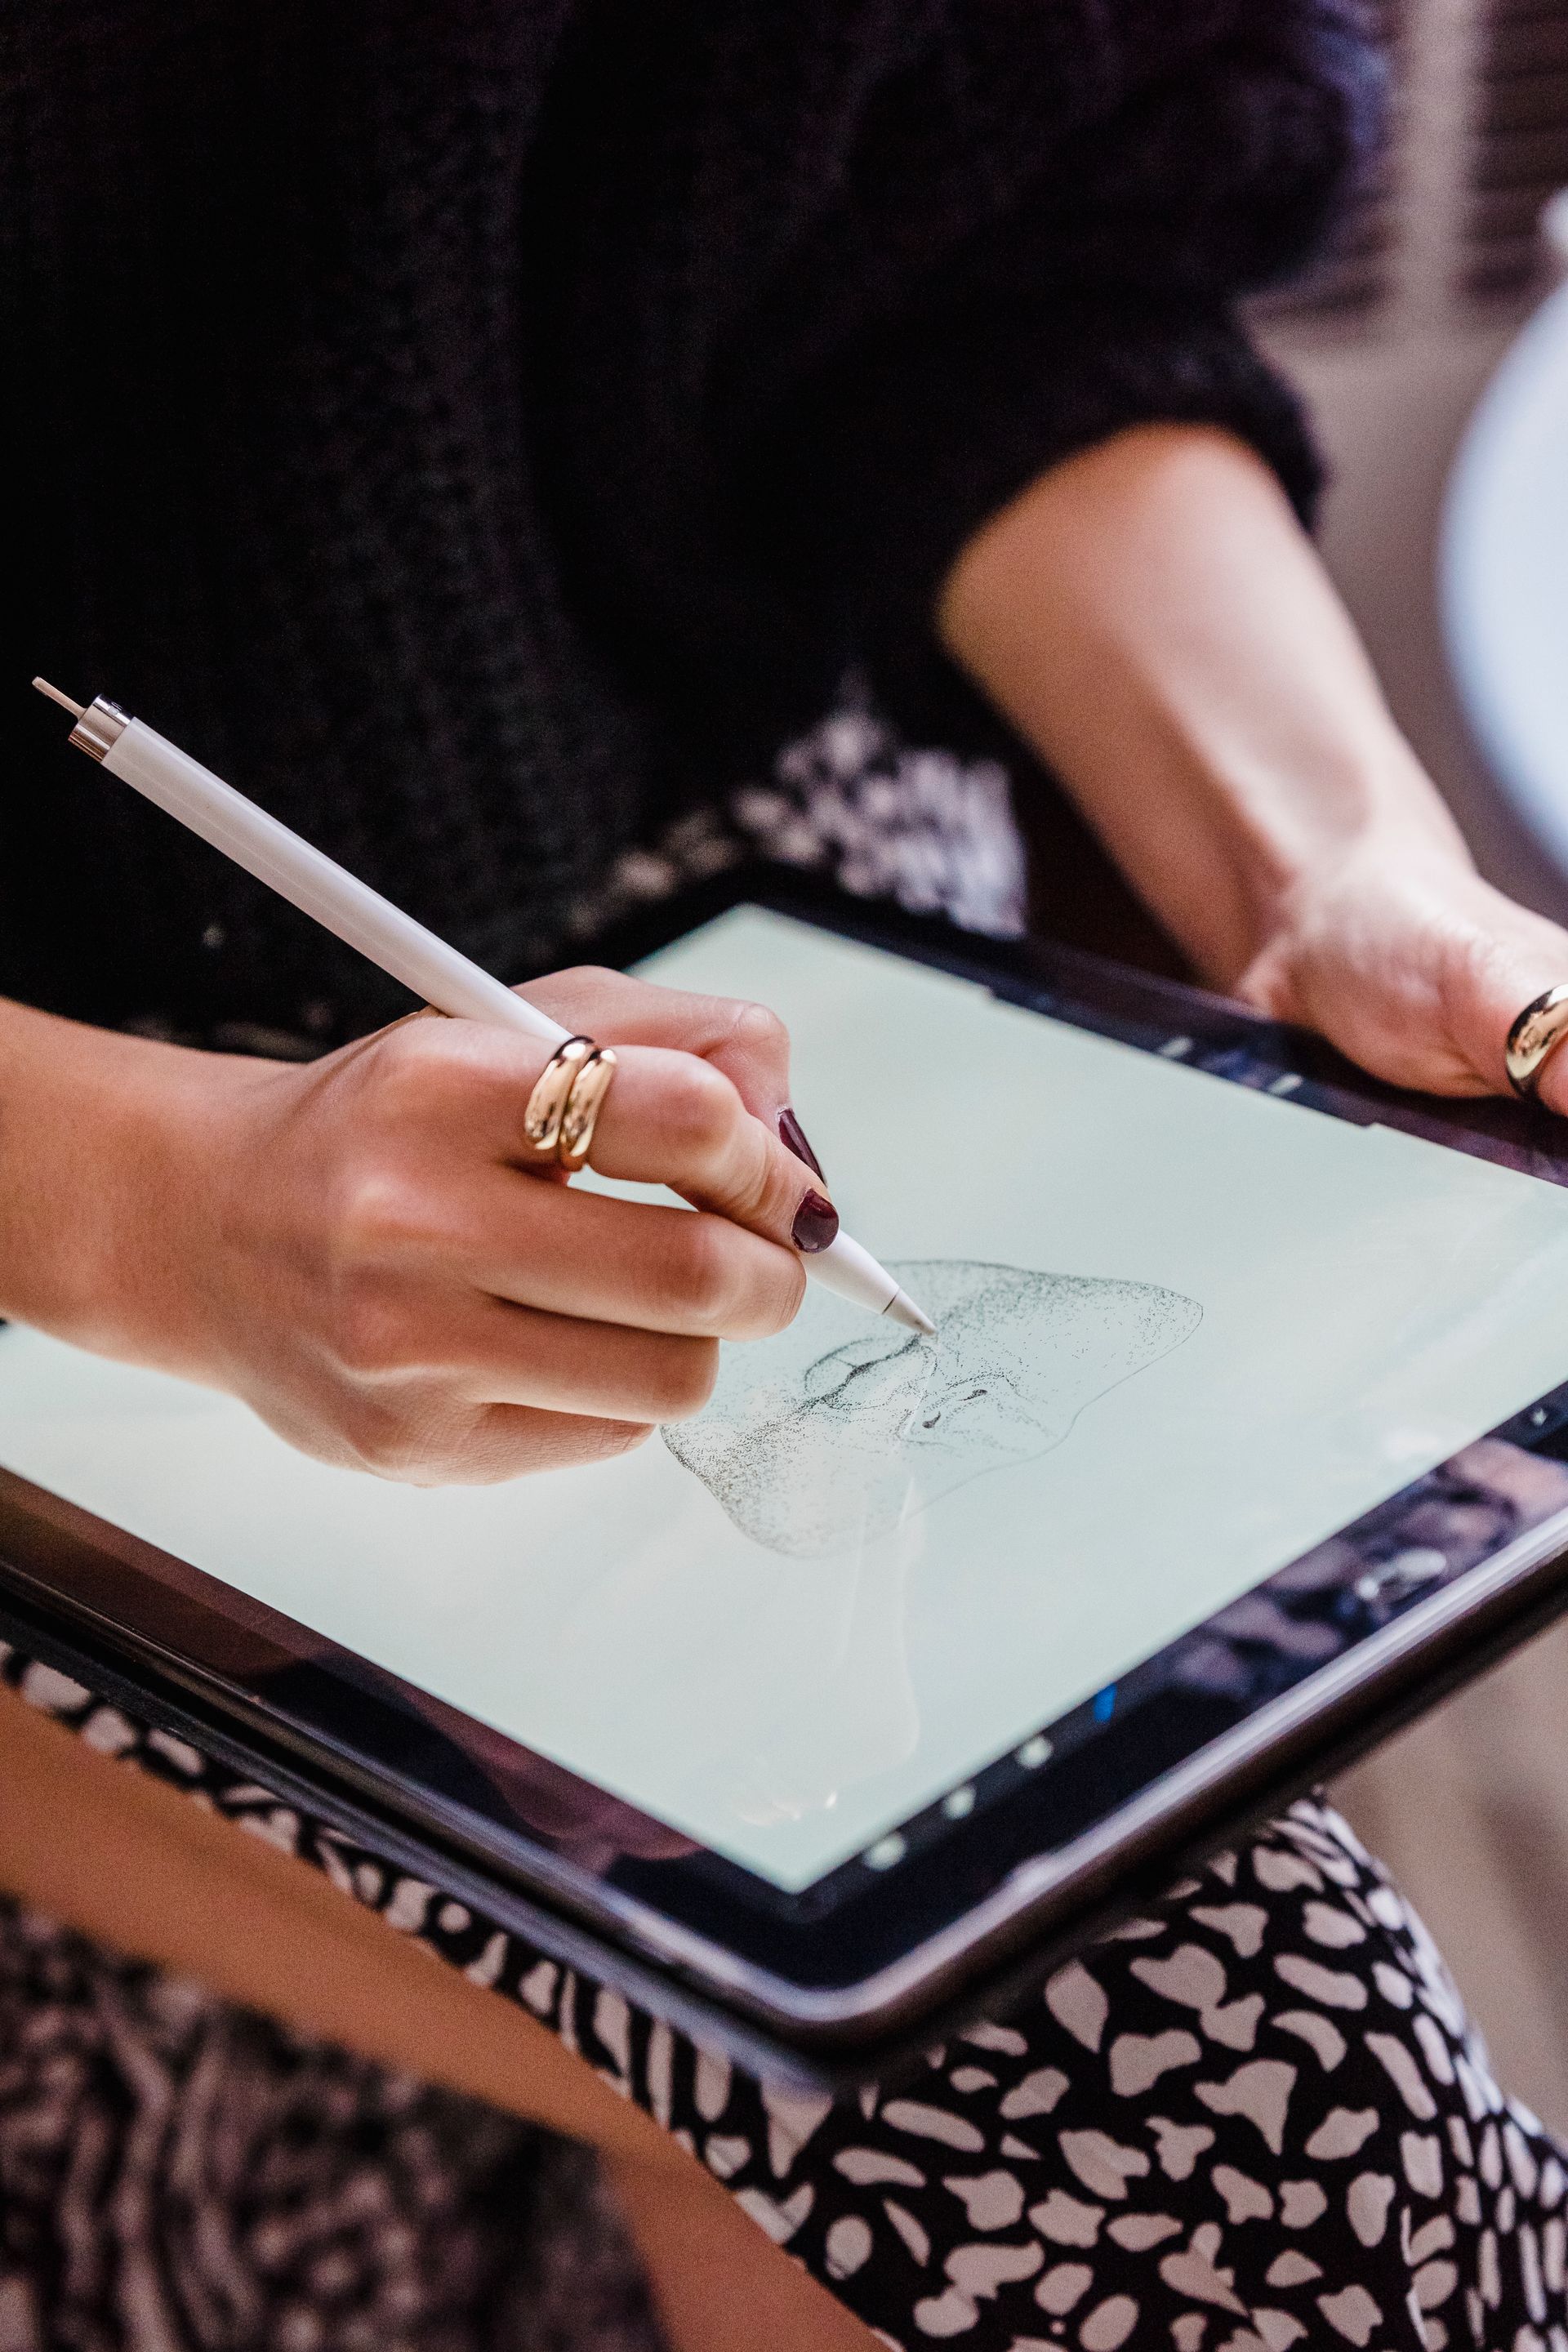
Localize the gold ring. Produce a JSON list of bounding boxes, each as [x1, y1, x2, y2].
[[523, 1036, 597, 1157], [558, 1045, 617, 1169], [1505, 986, 1568, 1100]]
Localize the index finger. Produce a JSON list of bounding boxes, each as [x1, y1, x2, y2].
[[580, 1042, 836, 1258], [519, 967, 794, 1126]]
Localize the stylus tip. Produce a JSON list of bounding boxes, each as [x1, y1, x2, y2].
[[886, 1288, 937, 1337]]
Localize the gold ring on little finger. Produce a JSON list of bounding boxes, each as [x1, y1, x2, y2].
[[523, 1036, 598, 1159], [558, 1045, 617, 1169]]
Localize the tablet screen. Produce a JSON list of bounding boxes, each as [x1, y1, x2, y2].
[[7, 903, 1568, 1894]]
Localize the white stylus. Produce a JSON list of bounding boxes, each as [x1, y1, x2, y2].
[[34, 680, 936, 1336]]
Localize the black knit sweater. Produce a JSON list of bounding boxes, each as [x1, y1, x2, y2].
[[5, 2, 1381, 1039]]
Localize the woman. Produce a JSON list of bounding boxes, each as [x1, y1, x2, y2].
[[5, 4, 1568, 2347]]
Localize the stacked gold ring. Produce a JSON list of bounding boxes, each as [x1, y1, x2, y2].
[[523, 1035, 619, 1169], [1505, 986, 1568, 1102]]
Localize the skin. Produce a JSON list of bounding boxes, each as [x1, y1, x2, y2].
[[0, 1686, 873, 2352], [938, 425, 1568, 1104], [4, 422, 1568, 2350], [0, 969, 821, 1481]]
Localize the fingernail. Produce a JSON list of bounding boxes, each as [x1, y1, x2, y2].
[[777, 1107, 825, 1180], [791, 1188, 839, 1254]]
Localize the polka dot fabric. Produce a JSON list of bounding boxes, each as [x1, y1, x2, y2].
[[6, 1644, 1565, 2352]]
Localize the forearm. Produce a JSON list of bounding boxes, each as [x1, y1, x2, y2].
[[0, 1001, 207, 1354], [0, 1686, 874, 2350], [0, 999, 247, 1358], [0, 1682, 679, 2164], [936, 423, 1468, 987], [936, 421, 1568, 1110]]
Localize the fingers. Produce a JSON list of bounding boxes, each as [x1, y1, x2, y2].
[[432, 1027, 830, 1252], [457, 1175, 805, 1339], [466, 1300, 721, 1423], [1533, 1047, 1568, 1122], [1241, 851, 1568, 1116], [1434, 884, 1568, 1116], [247, 1370, 654, 1488], [340, 1290, 724, 1424], [365, 986, 833, 1249], [229, 982, 834, 1491], [412, 1408, 655, 1488], [521, 966, 791, 1109], [519, 964, 829, 1179], [350, 1016, 831, 1261], [345, 1009, 832, 1254], [580, 1045, 835, 1250]]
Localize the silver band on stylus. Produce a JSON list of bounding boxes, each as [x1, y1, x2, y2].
[[70, 697, 131, 763], [1505, 985, 1568, 1100]]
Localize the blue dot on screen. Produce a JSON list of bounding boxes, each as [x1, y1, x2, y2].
[[1092, 1685, 1117, 1723]]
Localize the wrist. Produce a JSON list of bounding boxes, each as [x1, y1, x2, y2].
[[941, 425, 1479, 993], [0, 1004, 267, 1371], [1199, 744, 1476, 990]]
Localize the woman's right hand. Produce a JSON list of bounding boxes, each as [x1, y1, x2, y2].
[[0, 971, 833, 1484]]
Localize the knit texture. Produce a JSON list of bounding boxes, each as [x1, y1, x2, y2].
[[5, 2, 1382, 1039]]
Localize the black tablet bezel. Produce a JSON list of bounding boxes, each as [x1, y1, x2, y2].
[[7, 866, 1568, 2080]]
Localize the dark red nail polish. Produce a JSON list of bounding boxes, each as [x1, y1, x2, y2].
[[778, 1107, 825, 1180], [791, 1188, 839, 1254]]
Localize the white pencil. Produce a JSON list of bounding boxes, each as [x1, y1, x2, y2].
[[33, 680, 936, 1335]]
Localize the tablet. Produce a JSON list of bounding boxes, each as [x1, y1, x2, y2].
[[7, 875, 1568, 2087]]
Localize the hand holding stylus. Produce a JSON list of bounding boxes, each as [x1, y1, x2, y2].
[[12, 678, 933, 1484], [212, 967, 849, 1483], [0, 964, 839, 1483], [33, 683, 932, 1338]]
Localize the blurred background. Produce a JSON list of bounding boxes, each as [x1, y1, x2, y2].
[[1259, 0, 1567, 915], [1254, 0, 1568, 2132]]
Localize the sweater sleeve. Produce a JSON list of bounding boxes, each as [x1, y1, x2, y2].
[[744, 0, 1386, 658]]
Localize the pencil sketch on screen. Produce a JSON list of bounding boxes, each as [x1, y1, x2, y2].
[[663, 1260, 1202, 1557]]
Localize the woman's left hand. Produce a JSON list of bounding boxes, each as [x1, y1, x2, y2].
[[938, 423, 1568, 1121], [1236, 827, 1568, 1116]]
